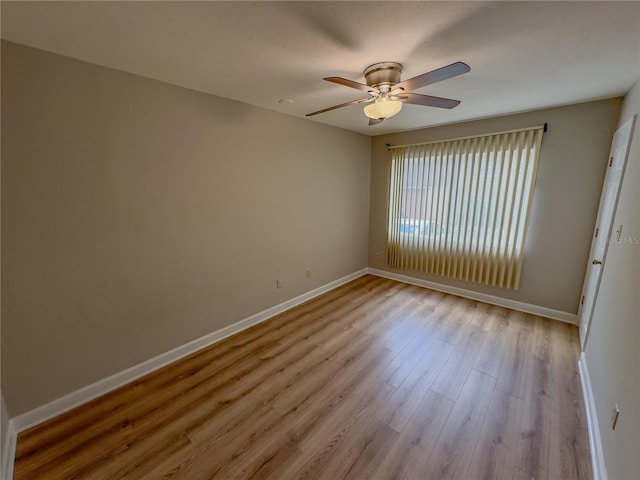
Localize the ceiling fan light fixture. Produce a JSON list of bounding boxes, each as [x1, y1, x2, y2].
[[306, 61, 469, 124], [363, 98, 403, 120]]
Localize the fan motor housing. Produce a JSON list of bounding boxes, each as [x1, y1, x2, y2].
[[364, 62, 403, 91]]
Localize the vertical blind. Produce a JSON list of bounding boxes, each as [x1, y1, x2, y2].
[[387, 126, 544, 290]]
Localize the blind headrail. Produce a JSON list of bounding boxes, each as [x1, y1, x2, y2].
[[386, 124, 546, 150]]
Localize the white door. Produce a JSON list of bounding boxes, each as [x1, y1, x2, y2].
[[579, 114, 636, 349]]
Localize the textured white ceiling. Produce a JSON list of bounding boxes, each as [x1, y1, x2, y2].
[[2, 1, 639, 136]]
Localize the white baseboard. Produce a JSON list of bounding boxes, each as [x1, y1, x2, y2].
[[578, 353, 608, 480], [6, 265, 578, 467], [10, 269, 368, 434], [1, 420, 16, 480], [366, 268, 578, 324]]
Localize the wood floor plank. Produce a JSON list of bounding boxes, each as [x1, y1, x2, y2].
[[313, 417, 399, 480], [376, 339, 455, 433], [430, 325, 487, 401], [89, 342, 323, 479], [12, 275, 593, 480], [375, 391, 454, 480], [463, 385, 524, 480], [285, 355, 397, 455], [467, 301, 500, 332], [518, 358, 554, 480], [436, 296, 481, 345], [376, 319, 439, 388], [420, 369, 497, 479], [495, 326, 535, 400], [473, 328, 508, 378], [124, 335, 393, 479], [137, 326, 396, 479], [273, 379, 396, 480], [50, 339, 320, 479]]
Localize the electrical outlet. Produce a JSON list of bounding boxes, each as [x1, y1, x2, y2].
[[611, 404, 620, 430], [306, 270, 312, 278], [276, 280, 283, 289]]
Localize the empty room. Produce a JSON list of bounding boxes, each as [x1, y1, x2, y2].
[[1, 1, 639, 479]]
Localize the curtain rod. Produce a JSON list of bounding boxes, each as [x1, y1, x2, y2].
[[385, 123, 547, 150]]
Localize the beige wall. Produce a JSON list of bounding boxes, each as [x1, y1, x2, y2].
[[369, 99, 622, 314], [0, 42, 371, 416], [585, 79, 640, 480]]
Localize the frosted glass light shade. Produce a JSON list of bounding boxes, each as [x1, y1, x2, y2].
[[364, 99, 403, 119]]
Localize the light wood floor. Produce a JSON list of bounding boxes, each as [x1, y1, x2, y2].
[[14, 275, 592, 480]]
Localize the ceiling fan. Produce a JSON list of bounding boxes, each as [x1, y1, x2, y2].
[[306, 61, 470, 125]]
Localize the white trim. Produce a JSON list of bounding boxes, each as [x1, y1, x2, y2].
[[1, 419, 16, 480], [366, 268, 578, 324], [10, 269, 368, 434], [578, 353, 608, 480]]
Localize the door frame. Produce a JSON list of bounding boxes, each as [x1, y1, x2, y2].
[[578, 114, 636, 350]]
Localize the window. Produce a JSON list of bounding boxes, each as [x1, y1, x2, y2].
[[387, 126, 544, 290]]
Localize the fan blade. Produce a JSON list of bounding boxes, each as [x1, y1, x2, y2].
[[399, 93, 461, 109], [368, 118, 384, 126], [394, 62, 470, 92], [324, 77, 379, 94], [306, 97, 372, 117]]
